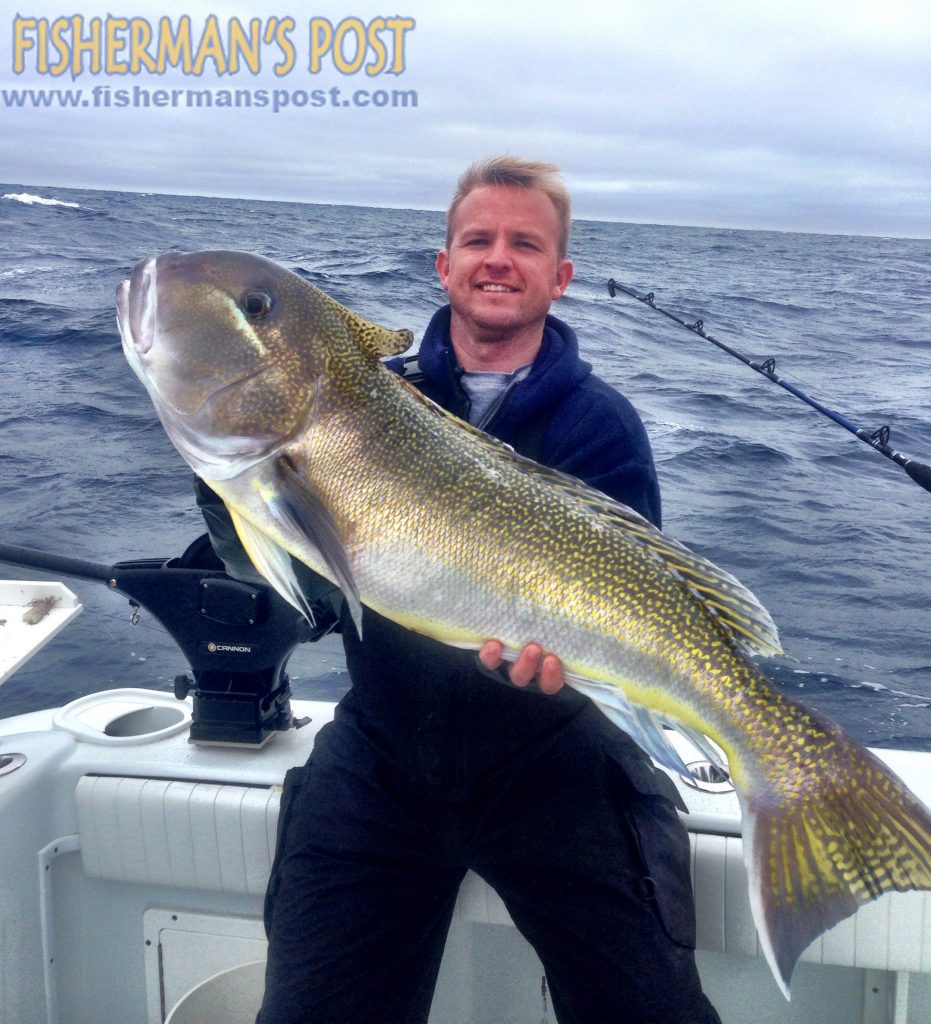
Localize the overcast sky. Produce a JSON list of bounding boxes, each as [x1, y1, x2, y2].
[[2, 0, 929, 237]]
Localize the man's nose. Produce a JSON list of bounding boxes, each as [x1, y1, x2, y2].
[[483, 237, 512, 268]]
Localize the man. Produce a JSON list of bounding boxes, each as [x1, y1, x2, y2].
[[203, 156, 719, 1023]]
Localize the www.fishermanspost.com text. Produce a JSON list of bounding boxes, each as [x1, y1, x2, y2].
[[2, 84, 419, 114]]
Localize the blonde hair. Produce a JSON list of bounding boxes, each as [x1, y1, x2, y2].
[[446, 155, 571, 260]]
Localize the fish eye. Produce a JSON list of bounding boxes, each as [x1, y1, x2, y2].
[[241, 289, 273, 320]]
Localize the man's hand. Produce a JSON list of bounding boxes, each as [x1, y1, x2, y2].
[[479, 640, 565, 694]]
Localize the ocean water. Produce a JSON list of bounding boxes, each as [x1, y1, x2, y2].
[[1, 185, 929, 749]]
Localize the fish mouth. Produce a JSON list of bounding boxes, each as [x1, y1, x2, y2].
[[116, 255, 158, 358], [115, 250, 292, 481]]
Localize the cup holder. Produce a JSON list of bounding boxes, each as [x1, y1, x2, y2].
[[104, 706, 187, 737], [52, 689, 191, 745], [0, 752, 27, 777]]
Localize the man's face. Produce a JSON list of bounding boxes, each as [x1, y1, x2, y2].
[[436, 185, 573, 345]]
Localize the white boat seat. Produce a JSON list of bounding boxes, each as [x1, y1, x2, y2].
[[75, 773, 931, 974]]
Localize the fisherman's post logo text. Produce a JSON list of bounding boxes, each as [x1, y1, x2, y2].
[[6, 14, 419, 113]]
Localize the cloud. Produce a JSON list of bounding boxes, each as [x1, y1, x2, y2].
[[2, 0, 929, 236]]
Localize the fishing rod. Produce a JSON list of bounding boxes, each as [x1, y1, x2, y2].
[[606, 278, 931, 495]]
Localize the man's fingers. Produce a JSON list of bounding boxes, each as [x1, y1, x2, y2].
[[537, 653, 564, 694], [479, 639, 505, 670], [509, 644, 543, 687], [478, 640, 565, 693]]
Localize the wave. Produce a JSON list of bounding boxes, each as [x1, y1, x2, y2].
[[1, 191, 929, 745], [3, 192, 80, 209]]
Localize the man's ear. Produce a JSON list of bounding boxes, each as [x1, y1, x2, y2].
[[552, 258, 574, 299], [436, 250, 450, 291]]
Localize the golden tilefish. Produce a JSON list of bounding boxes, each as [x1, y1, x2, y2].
[[118, 250, 931, 996]]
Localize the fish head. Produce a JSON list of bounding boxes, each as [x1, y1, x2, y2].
[[117, 249, 412, 481]]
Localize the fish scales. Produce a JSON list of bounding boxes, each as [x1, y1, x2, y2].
[[117, 249, 931, 998], [299, 384, 716, 712]]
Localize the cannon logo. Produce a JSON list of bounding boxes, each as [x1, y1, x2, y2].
[[204, 641, 254, 654]]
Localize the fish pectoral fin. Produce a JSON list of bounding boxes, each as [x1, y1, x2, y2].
[[340, 305, 413, 358], [266, 455, 364, 637], [228, 506, 317, 625]]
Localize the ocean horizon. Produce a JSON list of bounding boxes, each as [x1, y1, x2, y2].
[[1, 183, 929, 749]]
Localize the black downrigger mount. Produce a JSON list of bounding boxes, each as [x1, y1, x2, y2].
[[0, 536, 319, 746]]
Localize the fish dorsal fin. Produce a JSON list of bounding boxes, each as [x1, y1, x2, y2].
[[336, 301, 413, 358], [566, 489, 783, 658], [395, 374, 782, 659]]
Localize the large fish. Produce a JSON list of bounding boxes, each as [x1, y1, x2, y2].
[[117, 249, 931, 996]]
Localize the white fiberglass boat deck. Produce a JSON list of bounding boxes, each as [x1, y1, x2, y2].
[[1, 580, 929, 1024]]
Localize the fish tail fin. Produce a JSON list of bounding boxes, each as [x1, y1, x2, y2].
[[740, 718, 931, 996]]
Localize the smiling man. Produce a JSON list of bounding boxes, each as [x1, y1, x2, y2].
[[436, 178, 573, 366], [250, 156, 720, 1024]]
